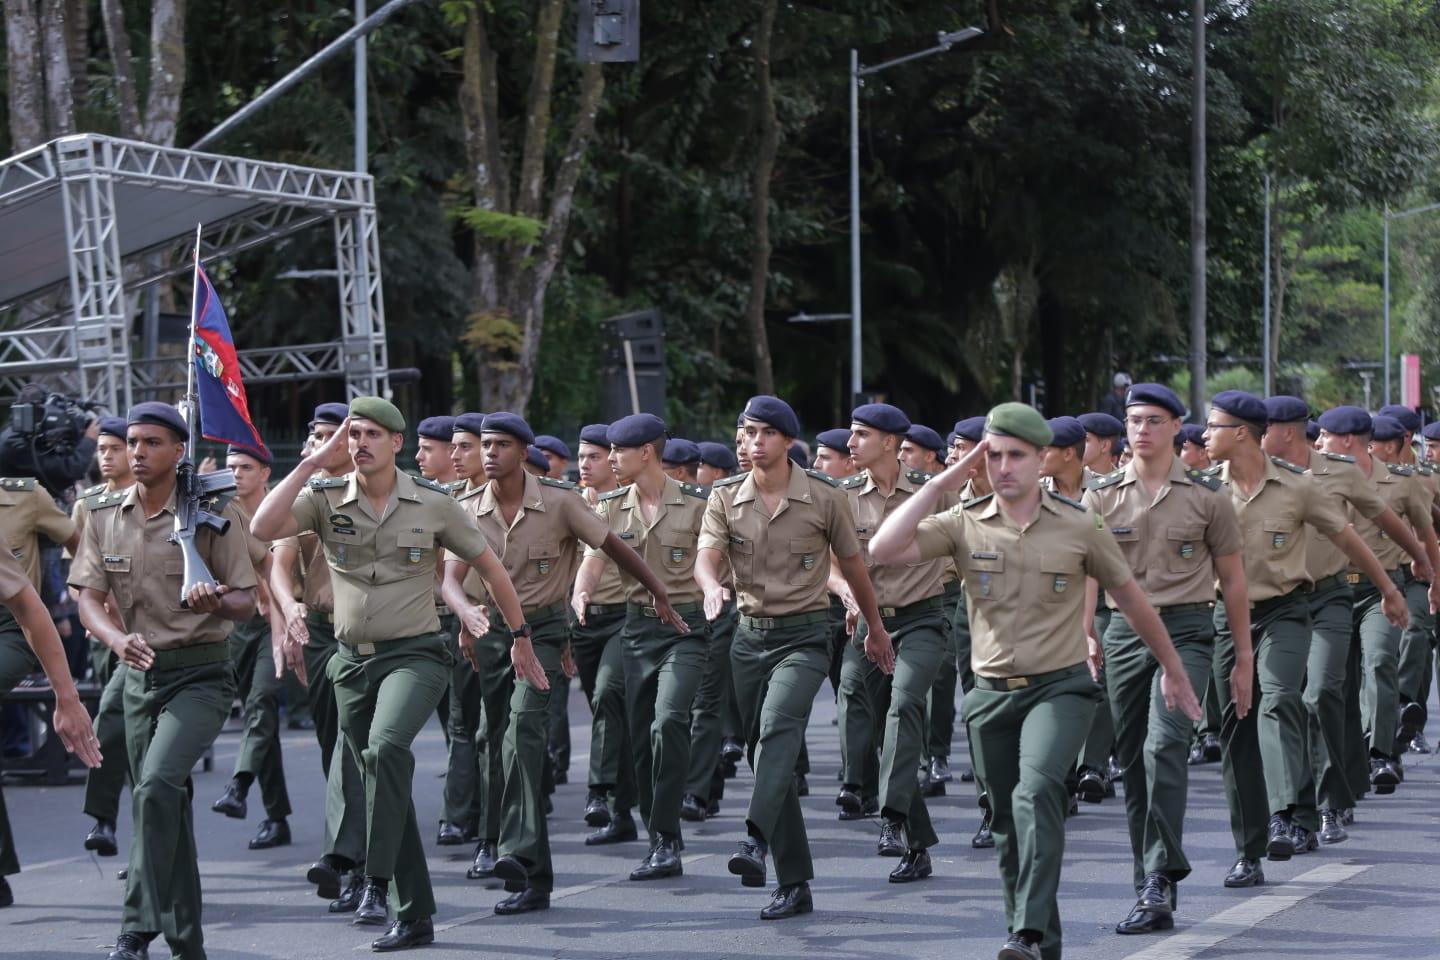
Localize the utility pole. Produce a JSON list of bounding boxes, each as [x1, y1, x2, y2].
[[1189, 0, 1207, 417]]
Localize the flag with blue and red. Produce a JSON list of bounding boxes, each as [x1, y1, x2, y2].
[[192, 263, 268, 457]]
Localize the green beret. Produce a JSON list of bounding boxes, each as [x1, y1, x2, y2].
[[984, 402, 1053, 448], [349, 396, 406, 433]]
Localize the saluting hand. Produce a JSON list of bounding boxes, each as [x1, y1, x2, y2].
[[865, 624, 896, 675], [305, 416, 351, 468], [1160, 666, 1202, 722], [113, 632, 154, 671], [932, 440, 989, 493]]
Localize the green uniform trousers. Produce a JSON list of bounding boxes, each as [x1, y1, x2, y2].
[[571, 606, 636, 810], [330, 630, 452, 920], [1355, 569, 1405, 760], [869, 606, 947, 850], [966, 664, 1099, 960], [1342, 622, 1371, 803], [924, 582, 963, 765], [0, 617, 39, 877], [438, 613, 486, 829], [497, 613, 568, 892], [303, 616, 366, 865], [470, 626, 516, 843], [836, 636, 885, 797], [623, 607, 710, 841], [122, 653, 234, 959], [1395, 571, 1434, 752], [1079, 607, 1115, 771], [731, 616, 831, 886], [1299, 575, 1356, 822], [1104, 604, 1215, 890], [229, 615, 291, 820], [84, 643, 131, 823], [546, 671, 572, 776], [1213, 590, 1311, 859], [684, 599, 737, 802]]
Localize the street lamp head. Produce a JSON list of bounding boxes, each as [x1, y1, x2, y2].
[[938, 27, 984, 48]]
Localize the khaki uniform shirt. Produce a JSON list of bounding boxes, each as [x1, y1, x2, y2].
[[912, 490, 1131, 678], [577, 486, 627, 606], [69, 482, 128, 557], [447, 471, 608, 613], [69, 486, 257, 650], [698, 464, 860, 617], [450, 483, 493, 605], [586, 476, 707, 605], [1219, 457, 1346, 602], [0, 477, 77, 590], [1304, 452, 1386, 581], [1082, 458, 1241, 609], [272, 532, 335, 614], [0, 532, 30, 603], [1352, 460, 1433, 571], [292, 467, 492, 646], [841, 468, 949, 608]]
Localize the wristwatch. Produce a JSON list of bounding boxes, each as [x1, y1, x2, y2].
[[510, 623, 533, 641]]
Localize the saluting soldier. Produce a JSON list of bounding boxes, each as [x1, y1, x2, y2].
[[252, 398, 529, 952], [71, 402, 258, 960], [1081, 385, 1250, 934], [696, 395, 893, 920], [1204, 395, 1406, 883], [271, 403, 370, 912], [870, 403, 1199, 960], [76, 416, 134, 861], [440, 411, 682, 916]]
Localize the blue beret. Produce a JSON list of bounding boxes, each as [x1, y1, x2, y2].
[[534, 434, 572, 459], [1306, 420, 1321, 442], [1045, 416, 1086, 449], [578, 423, 610, 447], [127, 401, 188, 441], [1371, 415, 1406, 443], [97, 416, 128, 440], [850, 402, 911, 436], [697, 441, 738, 471], [453, 412, 486, 437], [742, 395, 801, 438], [481, 412, 535, 445], [1077, 412, 1125, 438], [1124, 383, 1186, 418], [816, 428, 853, 453], [309, 402, 349, 428], [787, 442, 810, 468], [1211, 390, 1268, 426], [945, 431, 957, 447], [1178, 423, 1207, 446], [1317, 406, 1372, 437], [416, 416, 455, 442], [1378, 405, 1421, 435], [526, 445, 550, 470], [226, 443, 272, 466], [662, 438, 701, 464], [1265, 395, 1310, 424], [906, 424, 945, 454], [953, 416, 988, 442], [608, 413, 667, 448], [1422, 421, 1440, 442], [736, 411, 746, 429]]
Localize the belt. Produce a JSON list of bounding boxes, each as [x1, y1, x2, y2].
[[628, 600, 704, 619], [1312, 572, 1350, 592], [1157, 601, 1214, 617], [942, 579, 962, 598], [739, 610, 831, 631], [1250, 585, 1307, 618], [1348, 567, 1402, 590], [435, 603, 452, 617], [876, 595, 945, 623], [523, 600, 567, 623], [586, 602, 627, 618], [974, 662, 1087, 692], [149, 640, 231, 671]]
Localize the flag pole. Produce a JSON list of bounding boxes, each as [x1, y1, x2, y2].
[[185, 223, 202, 462]]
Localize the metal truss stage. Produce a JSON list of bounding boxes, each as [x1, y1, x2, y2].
[[0, 133, 390, 410]]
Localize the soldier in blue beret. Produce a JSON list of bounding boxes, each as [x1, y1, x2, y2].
[[127, 400, 190, 441], [415, 417, 461, 494], [900, 425, 946, 475], [522, 445, 548, 475], [1078, 412, 1125, 476], [482, 412, 536, 447], [1264, 396, 1309, 426], [812, 429, 857, 480], [787, 442, 810, 469], [309, 402, 350, 430], [661, 438, 702, 482], [734, 413, 753, 474], [1378, 404, 1422, 436], [1306, 420, 1321, 445], [696, 441, 739, 485], [532, 435, 572, 481], [97, 415, 128, 441], [1177, 424, 1210, 470]]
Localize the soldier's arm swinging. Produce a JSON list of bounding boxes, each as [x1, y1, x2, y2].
[[78, 585, 153, 671], [1372, 507, 1431, 581], [833, 550, 895, 675], [269, 542, 310, 648], [696, 547, 727, 621], [570, 555, 606, 625], [598, 532, 688, 632], [440, 560, 487, 669], [1213, 552, 1254, 719], [1107, 578, 1202, 720], [10, 582, 102, 768], [1333, 526, 1410, 628]]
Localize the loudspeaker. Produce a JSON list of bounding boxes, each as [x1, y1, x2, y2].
[[599, 310, 666, 420]]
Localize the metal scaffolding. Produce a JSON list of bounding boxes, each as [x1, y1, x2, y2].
[[0, 133, 390, 410]]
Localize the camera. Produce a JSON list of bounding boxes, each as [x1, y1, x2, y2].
[[0, 383, 102, 498], [8, 390, 96, 453]]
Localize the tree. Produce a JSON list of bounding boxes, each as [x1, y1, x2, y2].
[[742, 0, 780, 395]]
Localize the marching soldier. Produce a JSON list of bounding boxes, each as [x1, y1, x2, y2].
[[72, 402, 258, 960], [1178, 424, 1211, 470], [812, 429, 858, 480], [661, 438, 702, 483], [252, 399, 529, 952], [533, 435, 572, 481], [870, 403, 1199, 960], [900, 425, 947, 475], [1078, 412, 1125, 476], [415, 416, 459, 489], [950, 415, 993, 844], [696, 395, 893, 920]]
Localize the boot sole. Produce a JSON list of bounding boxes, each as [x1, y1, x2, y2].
[[306, 865, 342, 900], [728, 857, 766, 888]]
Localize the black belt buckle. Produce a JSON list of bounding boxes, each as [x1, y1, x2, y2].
[[642, 605, 659, 618]]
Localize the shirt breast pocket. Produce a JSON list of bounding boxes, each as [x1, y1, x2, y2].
[[527, 542, 560, 581], [659, 531, 695, 569], [788, 537, 825, 585], [965, 551, 1007, 602], [1110, 525, 1141, 563], [1040, 552, 1082, 603], [163, 557, 186, 611], [396, 530, 436, 573], [102, 555, 134, 608], [729, 537, 754, 584], [323, 535, 372, 573], [1263, 519, 1297, 553], [1166, 525, 1206, 573], [856, 530, 874, 568]]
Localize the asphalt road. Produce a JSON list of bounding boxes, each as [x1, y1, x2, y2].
[[4, 679, 1439, 960]]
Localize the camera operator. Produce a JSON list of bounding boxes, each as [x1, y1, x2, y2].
[[0, 383, 101, 502]]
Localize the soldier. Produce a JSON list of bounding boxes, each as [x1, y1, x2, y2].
[[72, 402, 258, 960], [696, 395, 892, 920], [1178, 424, 1211, 470], [1260, 397, 1429, 846], [833, 404, 953, 884], [533, 435, 572, 481], [1204, 395, 1407, 883], [210, 443, 296, 851], [523, 445, 550, 476], [950, 415, 994, 844], [734, 414, 753, 474], [1180, 416, 1221, 767], [813, 428, 858, 480], [271, 403, 370, 912], [1078, 412, 1125, 476], [252, 398, 529, 952], [661, 438, 702, 483], [415, 416, 459, 489], [870, 402, 1199, 960], [1081, 385, 1250, 934], [900, 425, 947, 475], [439, 411, 683, 916], [696, 441, 739, 486], [76, 416, 134, 860]]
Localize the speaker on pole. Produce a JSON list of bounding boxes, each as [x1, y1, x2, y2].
[[598, 309, 666, 420]]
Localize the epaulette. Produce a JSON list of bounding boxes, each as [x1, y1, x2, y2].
[[839, 473, 867, 490], [0, 477, 36, 491], [1417, 461, 1435, 476], [963, 492, 995, 510], [1184, 467, 1222, 491], [1269, 456, 1306, 475], [442, 479, 467, 495], [88, 489, 125, 511], [1089, 468, 1127, 491], [1320, 451, 1355, 463], [679, 482, 710, 499], [308, 476, 347, 489], [79, 482, 106, 498], [599, 486, 629, 502], [1385, 461, 1415, 478], [538, 476, 578, 490], [1046, 488, 1086, 511], [906, 469, 932, 485], [456, 481, 488, 501], [712, 473, 746, 488], [804, 468, 840, 487]]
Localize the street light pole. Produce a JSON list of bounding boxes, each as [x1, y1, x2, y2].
[[1263, 172, 1271, 395], [1189, 0, 1207, 419], [1383, 204, 1391, 405]]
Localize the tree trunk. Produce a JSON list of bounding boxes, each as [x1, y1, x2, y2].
[[4, 1, 45, 151], [100, 0, 142, 138], [142, 0, 186, 145], [39, 0, 75, 137], [743, 0, 780, 396], [63, 0, 87, 105]]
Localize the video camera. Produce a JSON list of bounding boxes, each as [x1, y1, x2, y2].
[[8, 388, 98, 454], [0, 384, 103, 499]]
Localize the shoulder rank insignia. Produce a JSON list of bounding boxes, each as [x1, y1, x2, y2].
[[538, 476, 578, 490], [906, 469, 933, 485], [712, 473, 746, 488], [680, 482, 710, 499], [1385, 461, 1415, 477], [1090, 468, 1127, 490], [1269, 456, 1306, 475], [1417, 461, 1435, 476], [804, 467, 840, 487], [79, 482, 106, 498], [1046, 489, 1086, 510], [1320, 451, 1355, 463], [442, 479, 467, 495], [962, 492, 995, 510], [839, 473, 867, 490], [456, 481, 488, 501], [1184, 467, 1222, 491], [0, 477, 36, 491], [411, 475, 447, 493], [90, 490, 125, 511], [308, 476, 348, 489], [599, 486, 629, 502]]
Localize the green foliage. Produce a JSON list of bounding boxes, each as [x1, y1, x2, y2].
[[451, 206, 545, 246]]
